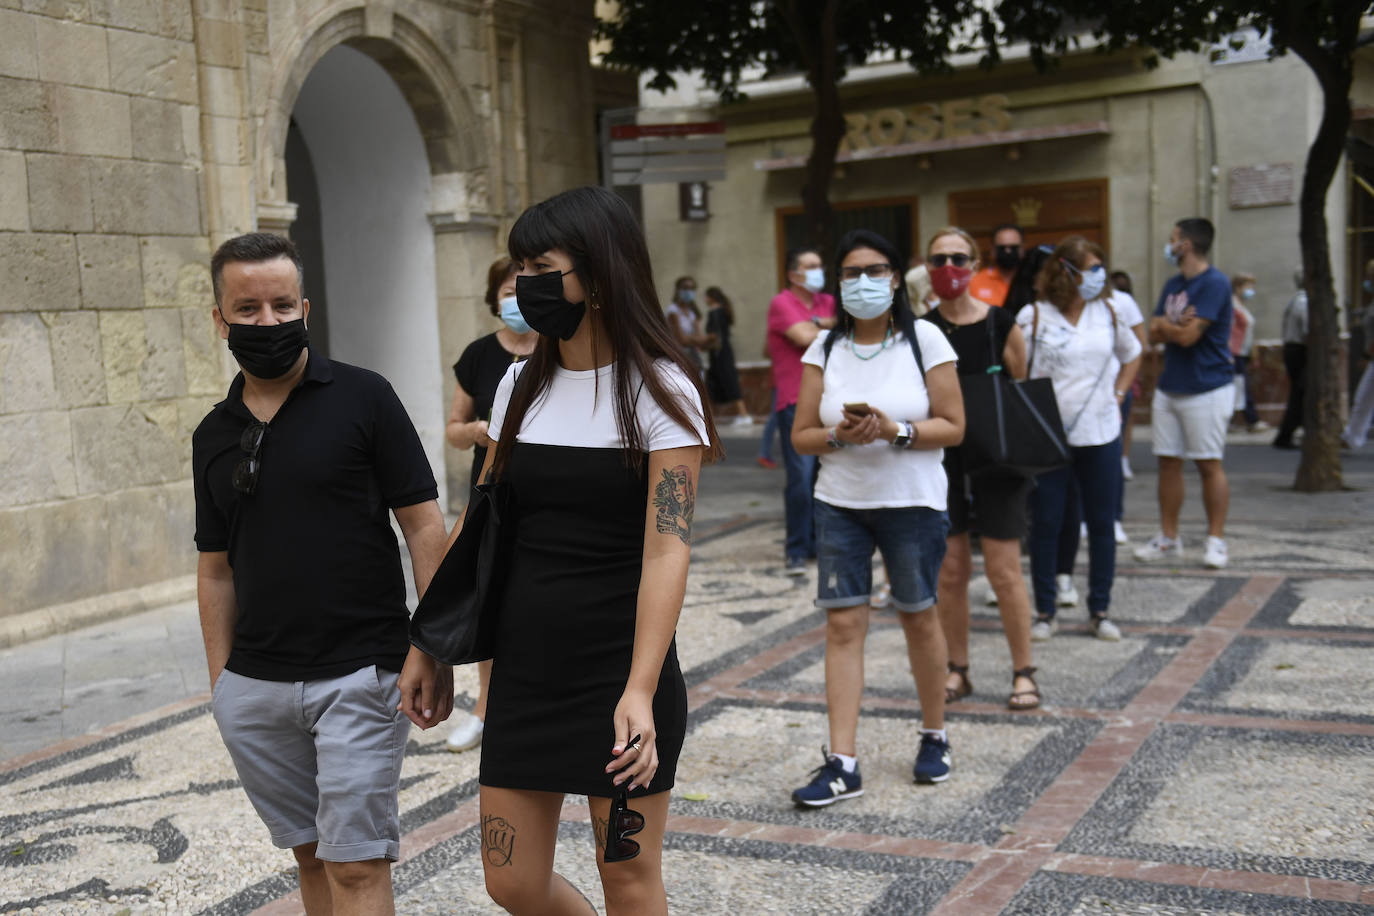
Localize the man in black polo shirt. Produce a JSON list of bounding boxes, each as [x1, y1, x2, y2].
[[193, 233, 452, 915]]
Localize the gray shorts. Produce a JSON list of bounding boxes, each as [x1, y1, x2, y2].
[[211, 665, 411, 862]]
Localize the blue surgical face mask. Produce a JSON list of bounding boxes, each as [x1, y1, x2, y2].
[[1077, 265, 1107, 302], [499, 295, 530, 334], [840, 275, 893, 320], [1240, 287, 1256, 301], [1062, 259, 1106, 302], [1164, 240, 1180, 267], [679, 288, 695, 303], [802, 267, 825, 293]]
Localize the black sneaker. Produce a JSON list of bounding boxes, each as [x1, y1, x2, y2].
[[913, 733, 952, 784], [791, 748, 863, 807]]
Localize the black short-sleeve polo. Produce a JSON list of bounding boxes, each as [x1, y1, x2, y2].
[[192, 349, 438, 682]]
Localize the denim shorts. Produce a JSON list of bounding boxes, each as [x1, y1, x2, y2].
[[212, 665, 411, 862], [814, 500, 950, 612]]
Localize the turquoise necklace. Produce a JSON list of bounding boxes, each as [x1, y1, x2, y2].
[[848, 322, 894, 361]]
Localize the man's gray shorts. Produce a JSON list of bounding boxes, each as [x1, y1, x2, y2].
[[211, 665, 411, 862]]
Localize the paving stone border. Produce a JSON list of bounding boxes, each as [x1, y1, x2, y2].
[[1058, 723, 1374, 884]]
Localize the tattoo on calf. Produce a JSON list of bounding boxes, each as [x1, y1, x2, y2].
[[481, 814, 515, 867], [653, 465, 695, 546], [593, 815, 609, 851]]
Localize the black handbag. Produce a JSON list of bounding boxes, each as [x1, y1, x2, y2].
[[960, 307, 1070, 478], [408, 480, 513, 665]]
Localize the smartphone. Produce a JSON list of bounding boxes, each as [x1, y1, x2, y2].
[[843, 402, 872, 416]]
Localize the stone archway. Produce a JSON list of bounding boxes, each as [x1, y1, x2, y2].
[[256, 8, 504, 510]]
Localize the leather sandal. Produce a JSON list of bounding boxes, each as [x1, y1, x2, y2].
[[945, 662, 973, 703], [1008, 666, 1040, 711]]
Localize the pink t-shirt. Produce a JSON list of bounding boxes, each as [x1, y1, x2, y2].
[[767, 288, 836, 409]]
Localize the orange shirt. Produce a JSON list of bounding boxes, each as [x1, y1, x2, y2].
[[969, 267, 1011, 307]]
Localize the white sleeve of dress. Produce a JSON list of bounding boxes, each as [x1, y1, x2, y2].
[[643, 360, 710, 451], [487, 362, 524, 442]]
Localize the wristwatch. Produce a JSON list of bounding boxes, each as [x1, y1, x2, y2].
[[892, 420, 913, 449]]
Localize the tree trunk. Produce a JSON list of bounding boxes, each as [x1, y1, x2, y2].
[[802, 83, 844, 258], [797, 0, 843, 259], [1288, 28, 1355, 491]]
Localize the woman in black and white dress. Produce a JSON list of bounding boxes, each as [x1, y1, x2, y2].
[[422, 186, 718, 915]]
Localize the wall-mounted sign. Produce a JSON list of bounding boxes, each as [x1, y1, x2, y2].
[[679, 182, 710, 221], [1229, 163, 1294, 209], [607, 120, 727, 186], [842, 95, 1012, 152]]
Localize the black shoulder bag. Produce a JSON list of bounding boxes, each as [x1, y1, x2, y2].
[[408, 479, 513, 665], [959, 307, 1070, 479]]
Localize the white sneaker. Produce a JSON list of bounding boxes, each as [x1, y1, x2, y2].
[[730, 415, 755, 427], [870, 582, 892, 609], [1133, 533, 1183, 563], [1121, 456, 1134, 480], [1030, 617, 1058, 641], [1092, 617, 1122, 641], [445, 711, 484, 752], [1203, 536, 1229, 569], [1055, 574, 1079, 607], [1114, 521, 1128, 545]]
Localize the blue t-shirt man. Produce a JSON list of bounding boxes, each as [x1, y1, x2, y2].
[[1153, 265, 1233, 394]]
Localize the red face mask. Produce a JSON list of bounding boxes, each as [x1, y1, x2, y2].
[[930, 264, 973, 300]]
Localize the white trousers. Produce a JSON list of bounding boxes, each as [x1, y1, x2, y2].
[[1344, 362, 1374, 448]]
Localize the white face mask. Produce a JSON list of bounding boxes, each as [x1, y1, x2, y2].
[[840, 275, 893, 320], [802, 267, 825, 293], [1076, 265, 1107, 302], [1164, 240, 1180, 267]]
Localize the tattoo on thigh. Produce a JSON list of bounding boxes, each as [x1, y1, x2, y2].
[[593, 815, 609, 851], [654, 465, 695, 545], [481, 814, 515, 867]]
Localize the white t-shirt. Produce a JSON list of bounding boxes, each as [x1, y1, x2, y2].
[[801, 324, 957, 510], [1016, 300, 1143, 447], [489, 359, 709, 450]]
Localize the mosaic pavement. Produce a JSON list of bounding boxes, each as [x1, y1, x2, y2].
[[3, 511, 1373, 914]]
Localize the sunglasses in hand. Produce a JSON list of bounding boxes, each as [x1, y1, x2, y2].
[[604, 732, 645, 863]]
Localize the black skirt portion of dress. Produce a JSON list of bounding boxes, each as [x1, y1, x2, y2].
[[705, 309, 743, 403], [479, 442, 687, 799]]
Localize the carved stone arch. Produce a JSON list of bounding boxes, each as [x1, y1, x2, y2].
[[258, 4, 488, 217]]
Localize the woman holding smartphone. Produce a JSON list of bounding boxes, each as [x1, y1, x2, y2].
[[788, 228, 964, 806], [403, 186, 719, 915], [920, 228, 1041, 711]]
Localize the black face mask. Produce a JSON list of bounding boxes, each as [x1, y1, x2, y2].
[[225, 317, 309, 379], [994, 245, 1022, 272], [515, 270, 586, 340]]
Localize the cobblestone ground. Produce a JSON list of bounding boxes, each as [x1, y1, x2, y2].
[[2, 435, 1373, 914]]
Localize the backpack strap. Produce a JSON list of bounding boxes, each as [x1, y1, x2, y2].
[[907, 322, 926, 379]]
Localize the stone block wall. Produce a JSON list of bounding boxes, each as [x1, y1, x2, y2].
[[0, 1, 220, 620], [0, 0, 601, 628]]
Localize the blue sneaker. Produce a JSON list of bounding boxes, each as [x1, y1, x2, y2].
[[913, 733, 951, 784], [791, 748, 863, 807]]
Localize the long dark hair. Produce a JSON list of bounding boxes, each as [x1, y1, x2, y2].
[[704, 285, 733, 327], [1004, 244, 1053, 314], [493, 186, 722, 475], [821, 229, 916, 364]]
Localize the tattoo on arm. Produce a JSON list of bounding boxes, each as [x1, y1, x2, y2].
[[653, 465, 696, 546], [593, 815, 609, 851], [481, 814, 515, 867]]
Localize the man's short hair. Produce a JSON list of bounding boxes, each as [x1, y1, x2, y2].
[[992, 223, 1024, 242], [211, 232, 304, 306], [1175, 218, 1215, 256], [784, 246, 821, 274]]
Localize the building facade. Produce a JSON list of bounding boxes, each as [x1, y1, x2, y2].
[[636, 39, 1368, 398], [0, 0, 601, 635]]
